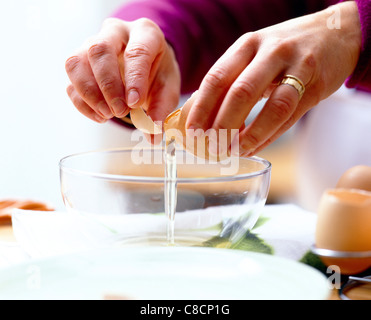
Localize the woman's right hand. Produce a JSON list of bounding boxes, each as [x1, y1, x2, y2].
[[65, 18, 181, 124]]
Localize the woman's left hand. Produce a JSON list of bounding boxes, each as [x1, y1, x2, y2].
[[185, 1, 362, 157]]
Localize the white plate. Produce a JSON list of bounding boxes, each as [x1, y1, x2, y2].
[[0, 247, 329, 300]]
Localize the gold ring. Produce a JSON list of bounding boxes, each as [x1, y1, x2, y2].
[[280, 75, 305, 100]]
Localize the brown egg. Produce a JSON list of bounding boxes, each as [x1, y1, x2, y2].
[[316, 164, 371, 274], [336, 165, 371, 192], [315, 188, 371, 275], [0, 199, 54, 224]]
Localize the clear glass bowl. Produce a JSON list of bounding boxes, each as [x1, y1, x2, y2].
[[59, 148, 271, 247]]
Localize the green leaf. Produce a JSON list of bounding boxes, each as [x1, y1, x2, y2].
[[232, 231, 274, 254], [252, 215, 270, 230], [201, 230, 273, 255], [299, 250, 328, 274]]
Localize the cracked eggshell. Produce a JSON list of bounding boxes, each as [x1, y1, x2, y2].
[[315, 188, 371, 274], [164, 92, 228, 162], [130, 107, 163, 135]]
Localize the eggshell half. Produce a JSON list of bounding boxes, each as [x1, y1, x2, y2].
[[0, 199, 54, 224], [130, 107, 162, 135], [315, 188, 371, 274], [164, 92, 231, 162]]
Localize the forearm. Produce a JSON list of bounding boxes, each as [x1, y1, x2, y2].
[[113, 0, 339, 93]]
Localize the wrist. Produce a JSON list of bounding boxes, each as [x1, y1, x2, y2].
[[324, 1, 362, 75], [343, 0, 371, 91]]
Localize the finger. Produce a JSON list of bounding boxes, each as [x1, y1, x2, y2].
[[251, 102, 309, 155], [211, 53, 284, 134], [66, 84, 108, 123], [87, 19, 130, 117], [140, 71, 180, 145], [237, 81, 302, 155], [145, 76, 180, 124], [263, 82, 280, 98], [124, 18, 166, 109], [65, 53, 114, 119], [143, 73, 180, 144], [241, 56, 315, 155], [186, 33, 260, 131], [143, 132, 164, 145]]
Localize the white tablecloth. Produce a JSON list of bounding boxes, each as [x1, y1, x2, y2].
[[0, 204, 318, 269]]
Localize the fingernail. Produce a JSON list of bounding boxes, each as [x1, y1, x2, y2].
[[94, 114, 107, 123], [116, 108, 130, 118], [111, 98, 127, 116], [98, 102, 113, 119], [127, 89, 140, 107]]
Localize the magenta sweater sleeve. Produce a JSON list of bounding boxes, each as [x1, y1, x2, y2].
[[345, 0, 371, 92], [113, 0, 370, 93]]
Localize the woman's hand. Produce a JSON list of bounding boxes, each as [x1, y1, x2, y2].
[[65, 18, 181, 124], [185, 1, 362, 157]]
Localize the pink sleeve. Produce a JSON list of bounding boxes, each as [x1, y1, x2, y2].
[[113, 0, 338, 93], [345, 0, 371, 92]]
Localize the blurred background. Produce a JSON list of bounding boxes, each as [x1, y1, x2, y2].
[[0, 0, 132, 210], [1, 0, 370, 212]]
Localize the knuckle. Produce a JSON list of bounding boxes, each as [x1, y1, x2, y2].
[[270, 97, 293, 120], [132, 18, 164, 41], [80, 81, 97, 100], [65, 55, 81, 74], [66, 84, 74, 96], [204, 67, 229, 91], [135, 17, 158, 30], [268, 39, 294, 59], [303, 52, 316, 71], [241, 130, 260, 147], [99, 77, 115, 92], [237, 32, 252, 43], [126, 65, 148, 83], [237, 32, 261, 51], [212, 121, 229, 132], [231, 80, 256, 101], [88, 41, 110, 60], [125, 43, 151, 60], [297, 52, 317, 83], [102, 17, 121, 27]]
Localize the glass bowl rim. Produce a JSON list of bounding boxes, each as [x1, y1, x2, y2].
[[59, 147, 271, 184]]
